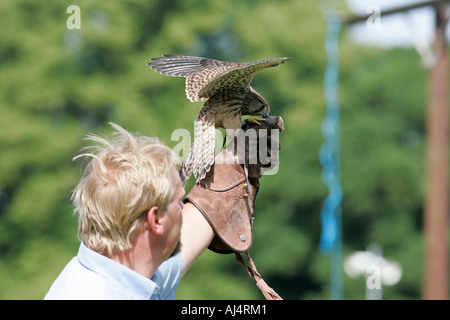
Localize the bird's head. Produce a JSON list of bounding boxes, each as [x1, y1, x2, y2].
[[243, 87, 270, 118]]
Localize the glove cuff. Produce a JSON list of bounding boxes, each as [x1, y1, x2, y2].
[[184, 158, 257, 254]]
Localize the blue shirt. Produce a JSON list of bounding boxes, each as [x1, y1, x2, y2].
[[44, 242, 183, 300]]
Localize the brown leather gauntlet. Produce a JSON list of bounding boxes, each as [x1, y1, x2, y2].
[[184, 147, 257, 254], [184, 116, 283, 253], [184, 116, 284, 300]]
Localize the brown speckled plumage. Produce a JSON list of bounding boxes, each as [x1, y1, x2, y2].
[[147, 54, 290, 183]]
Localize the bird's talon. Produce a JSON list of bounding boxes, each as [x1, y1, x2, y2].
[[247, 116, 266, 125]]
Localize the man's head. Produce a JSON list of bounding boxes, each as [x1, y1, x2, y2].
[[71, 123, 182, 256]]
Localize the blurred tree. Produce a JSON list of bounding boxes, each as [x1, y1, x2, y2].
[[0, 0, 432, 300]]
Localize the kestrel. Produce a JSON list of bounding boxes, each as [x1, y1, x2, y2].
[[147, 54, 290, 183]]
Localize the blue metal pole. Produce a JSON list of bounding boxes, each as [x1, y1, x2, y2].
[[319, 11, 343, 300]]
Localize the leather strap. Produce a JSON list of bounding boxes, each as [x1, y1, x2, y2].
[[235, 251, 283, 300]]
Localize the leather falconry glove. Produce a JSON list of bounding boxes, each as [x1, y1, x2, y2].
[[184, 116, 284, 300]]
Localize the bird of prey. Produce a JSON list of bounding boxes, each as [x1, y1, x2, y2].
[[147, 54, 290, 183]]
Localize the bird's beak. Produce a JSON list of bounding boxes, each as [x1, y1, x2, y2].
[[263, 112, 269, 118]]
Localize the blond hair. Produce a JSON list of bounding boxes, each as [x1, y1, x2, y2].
[[71, 123, 180, 255]]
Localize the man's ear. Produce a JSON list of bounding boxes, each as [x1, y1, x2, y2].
[[147, 206, 165, 236]]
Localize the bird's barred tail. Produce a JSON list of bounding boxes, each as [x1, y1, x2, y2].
[[179, 151, 193, 185], [178, 139, 214, 185], [179, 105, 216, 184]]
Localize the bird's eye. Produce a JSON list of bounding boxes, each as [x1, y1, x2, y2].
[[260, 104, 266, 110]]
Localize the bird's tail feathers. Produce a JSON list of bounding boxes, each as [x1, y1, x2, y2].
[[179, 109, 216, 184]]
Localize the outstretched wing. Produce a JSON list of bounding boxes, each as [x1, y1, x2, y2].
[[199, 57, 290, 101], [148, 55, 237, 102], [148, 55, 291, 102], [179, 102, 216, 183]]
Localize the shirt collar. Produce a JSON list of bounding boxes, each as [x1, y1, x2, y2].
[[77, 242, 160, 300]]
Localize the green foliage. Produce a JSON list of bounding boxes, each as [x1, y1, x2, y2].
[[0, 0, 435, 299]]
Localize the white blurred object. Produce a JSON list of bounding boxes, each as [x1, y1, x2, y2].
[[344, 244, 402, 299], [344, 250, 403, 285]]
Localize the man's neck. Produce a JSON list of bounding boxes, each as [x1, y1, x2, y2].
[[106, 238, 160, 279]]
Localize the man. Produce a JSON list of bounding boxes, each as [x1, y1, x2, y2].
[[45, 117, 282, 300], [45, 123, 214, 299]]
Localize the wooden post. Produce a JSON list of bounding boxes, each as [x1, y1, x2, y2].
[[424, 4, 449, 300]]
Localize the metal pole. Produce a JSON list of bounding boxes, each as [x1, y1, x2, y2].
[[320, 12, 343, 300], [342, 0, 450, 24], [424, 4, 449, 300]]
